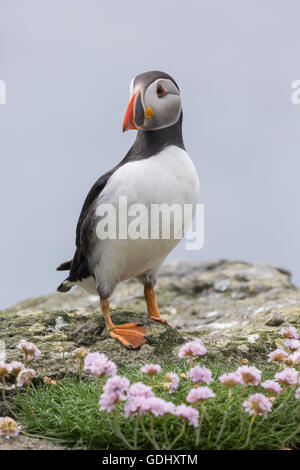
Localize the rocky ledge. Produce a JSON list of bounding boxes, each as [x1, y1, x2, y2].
[[1, 260, 300, 376]]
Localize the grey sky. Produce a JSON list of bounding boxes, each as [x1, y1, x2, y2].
[[1, 0, 300, 309]]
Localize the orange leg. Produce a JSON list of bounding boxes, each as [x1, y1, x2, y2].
[[144, 286, 171, 326], [100, 299, 148, 350]]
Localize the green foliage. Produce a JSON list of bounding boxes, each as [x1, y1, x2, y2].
[[13, 360, 300, 450]]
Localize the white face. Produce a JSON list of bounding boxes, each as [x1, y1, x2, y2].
[[123, 72, 182, 133], [142, 78, 182, 131]]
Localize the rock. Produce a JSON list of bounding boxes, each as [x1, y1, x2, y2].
[[1, 260, 300, 378], [0, 436, 64, 450]]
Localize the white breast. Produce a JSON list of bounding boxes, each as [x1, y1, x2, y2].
[[101, 145, 199, 206], [92, 145, 200, 289]]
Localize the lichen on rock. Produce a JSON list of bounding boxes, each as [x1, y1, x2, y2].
[[1, 260, 300, 377]]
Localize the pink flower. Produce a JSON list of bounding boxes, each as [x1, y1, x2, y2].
[[275, 368, 299, 386], [99, 375, 130, 412], [268, 349, 288, 364], [187, 386, 215, 404], [102, 375, 130, 397], [124, 396, 146, 418], [165, 372, 179, 393], [295, 388, 300, 400], [17, 339, 41, 358], [288, 351, 300, 367], [128, 382, 154, 399], [219, 372, 243, 387], [188, 366, 212, 385], [84, 352, 100, 369], [143, 397, 176, 417], [124, 395, 176, 418], [84, 352, 117, 377], [17, 368, 36, 387], [284, 339, 300, 352], [8, 362, 24, 376], [99, 392, 120, 412], [261, 380, 282, 395], [243, 393, 272, 417], [280, 326, 298, 340], [0, 363, 12, 380], [140, 364, 161, 377], [178, 339, 207, 359], [236, 366, 261, 386], [176, 404, 199, 427], [0, 417, 20, 439], [284, 355, 295, 367]]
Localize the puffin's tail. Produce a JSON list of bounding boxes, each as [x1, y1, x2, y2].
[[56, 260, 72, 271], [57, 278, 74, 293], [56, 259, 74, 292]]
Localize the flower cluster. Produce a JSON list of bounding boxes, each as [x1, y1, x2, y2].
[[17, 339, 41, 359], [189, 366, 212, 385], [280, 327, 299, 340], [219, 372, 243, 387], [267, 328, 300, 368], [236, 366, 261, 386], [243, 393, 272, 417], [268, 349, 288, 364], [275, 368, 299, 386], [178, 339, 207, 360], [0, 417, 20, 439], [187, 386, 215, 404], [285, 339, 300, 352], [164, 372, 179, 393], [99, 375, 130, 412], [261, 380, 282, 395], [73, 347, 89, 362], [84, 352, 117, 377], [17, 368, 36, 387], [3, 325, 300, 447], [0, 363, 12, 381], [176, 404, 199, 427], [141, 364, 161, 377], [9, 362, 24, 376]]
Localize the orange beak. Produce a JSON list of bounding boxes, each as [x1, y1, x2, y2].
[[122, 92, 138, 132]]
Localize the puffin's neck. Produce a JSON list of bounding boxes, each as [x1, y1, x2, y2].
[[125, 111, 185, 161]]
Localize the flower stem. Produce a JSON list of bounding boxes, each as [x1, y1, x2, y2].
[[113, 407, 134, 450], [140, 416, 160, 450], [62, 345, 68, 377], [163, 417, 169, 448], [1, 380, 18, 419], [245, 414, 256, 448], [75, 360, 83, 382], [150, 416, 159, 449], [169, 421, 186, 449], [195, 404, 205, 447], [273, 386, 292, 414], [216, 388, 232, 446], [133, 416, 139, 449]]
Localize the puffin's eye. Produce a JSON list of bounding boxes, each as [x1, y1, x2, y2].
[[157, 84, 166, 98]]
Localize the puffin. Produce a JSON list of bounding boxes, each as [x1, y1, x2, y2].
[[57, 71, 199, 349]]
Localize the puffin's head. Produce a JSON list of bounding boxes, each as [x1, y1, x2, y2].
[[123, 71, 181, 132]]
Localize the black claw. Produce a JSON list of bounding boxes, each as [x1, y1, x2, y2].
[[144, 336, 151, 344], [127, 344, 134, 350], [137, 322, 144, 326]]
